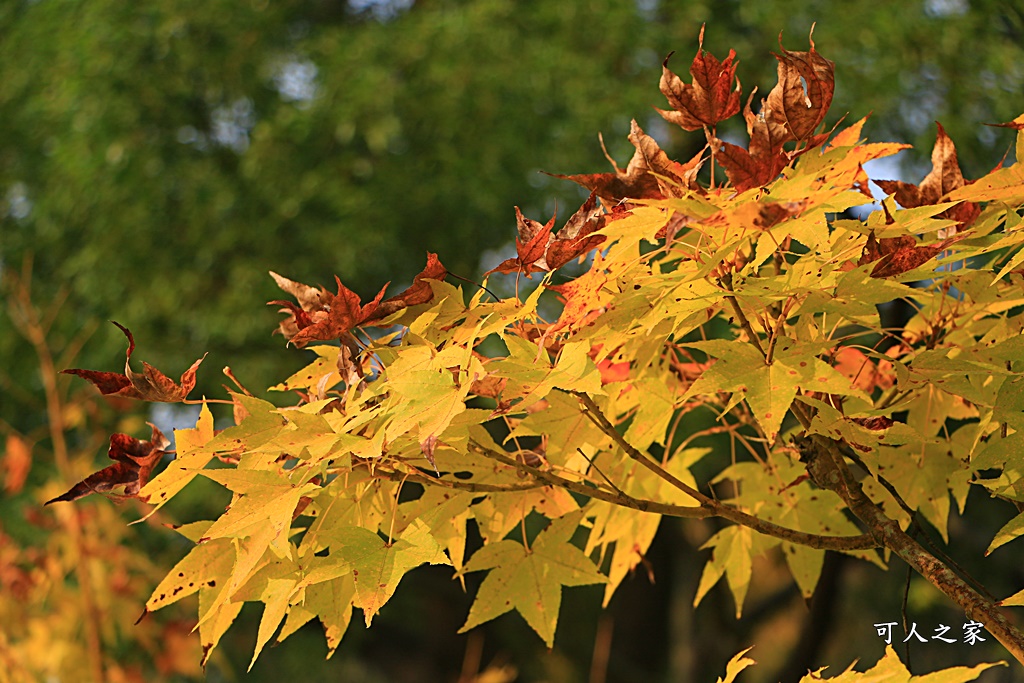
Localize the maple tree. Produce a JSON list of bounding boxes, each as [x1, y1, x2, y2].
[[45, 26, 1024, 679]]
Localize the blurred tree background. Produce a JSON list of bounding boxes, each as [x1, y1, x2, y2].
[[1, 1, 1022, 681]]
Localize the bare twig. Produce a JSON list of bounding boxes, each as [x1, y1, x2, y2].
[[7, 270, 107, 683]]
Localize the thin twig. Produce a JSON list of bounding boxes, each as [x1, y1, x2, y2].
[[7, 272, 107, 683]]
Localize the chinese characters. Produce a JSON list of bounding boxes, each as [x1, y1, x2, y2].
[[874, 621, 987, 645]]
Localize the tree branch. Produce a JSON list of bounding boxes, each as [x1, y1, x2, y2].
[[795, 433, 1024, 666], [471, 430, 877, 552]]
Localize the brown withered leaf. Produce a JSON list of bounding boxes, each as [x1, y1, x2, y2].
[[420, 434, 440, 474], [858, 229, 965, 279], [269, 271, 328, 312], [486, 194, 609, 276], [550, 121, 702, 203], [485, 207, 556, 276], [874, 123, 980, 230], [545, 192, 607, 270], [714, 137, 789, 193], [551, 143, 660, 203], [657, 24, 741, 131], [368, 253, 448, 322], [713, 91, 791, 192], [713, 29, 834, 192], [470, 374, 507, 400], [850, 416, 894, 431], [763, 27, 835, 142], [626, 120, 704, 198], [63, 322, 206, 402], [45, 423, 170, 504], [271, 274, 388, 347]]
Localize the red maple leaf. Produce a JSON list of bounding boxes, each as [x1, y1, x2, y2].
[[858, 229, 965, 279], [657, 24, 741, 131], [45, 423, 170, 504], [63, 322, 206, 402]]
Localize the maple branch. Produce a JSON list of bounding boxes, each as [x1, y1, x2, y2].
[[574, 392, 705, 497], [366, 465, 545, 494], [467, 439, 708, 519], [564, 394, 877, 551], [796, 433, 1024, 666]]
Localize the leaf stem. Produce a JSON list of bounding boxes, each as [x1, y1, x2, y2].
[[719, 273, 766, 358]]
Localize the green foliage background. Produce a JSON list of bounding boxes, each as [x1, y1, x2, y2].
[[1, 1, 1022, 681]]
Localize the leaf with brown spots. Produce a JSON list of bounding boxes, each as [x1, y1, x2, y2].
[[63, 322, 206, 402], [45, 423, 170, 504]]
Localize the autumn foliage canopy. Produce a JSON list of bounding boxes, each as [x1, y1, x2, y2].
[[55, 26, 1024, 679]]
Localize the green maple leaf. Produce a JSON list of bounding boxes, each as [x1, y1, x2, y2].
[[328, 518, 450, 626], [459, 511, 605, 647], [681, 337, 867, 442]]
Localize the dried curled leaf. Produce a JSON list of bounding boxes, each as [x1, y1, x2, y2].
[[551, 121, 703, 203], [270, 274, 388, 347], [63, 322, 206, 402], [271, 254, 447, 345], [46, 423, 170, 504], [368, 253, 448, 322], [764, 27, 835, 142], [485, 194, 608, 276], [714, 28, 834, 192]]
